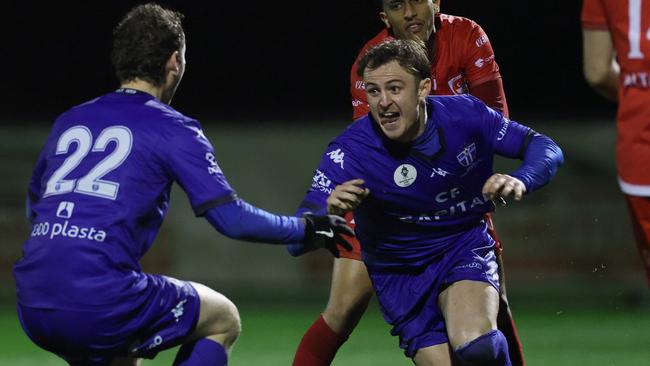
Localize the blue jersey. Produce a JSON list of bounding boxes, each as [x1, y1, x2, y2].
[[14, 89, 238, 309], [300, 95, 561, 271]]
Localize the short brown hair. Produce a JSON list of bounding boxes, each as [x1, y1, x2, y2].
[[111, 4, 185, 86], [356, 39, 430, 82]]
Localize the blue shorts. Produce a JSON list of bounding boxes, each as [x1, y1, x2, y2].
[[368, 224, 499, 358], [17, 274, 200, 366]]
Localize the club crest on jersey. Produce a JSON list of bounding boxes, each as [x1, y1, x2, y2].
[[447, 75, 468, 95], [327, 148, 345, 169], [457, 143, 477, 167], [394, 164, 417, 187]]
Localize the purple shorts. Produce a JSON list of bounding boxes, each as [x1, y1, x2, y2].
[[368, 225, 499, 358], [17, 274, 200, 366]]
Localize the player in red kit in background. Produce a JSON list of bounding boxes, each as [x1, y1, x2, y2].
[[582, 0, 650, 286], [291, 1, 525, 365]]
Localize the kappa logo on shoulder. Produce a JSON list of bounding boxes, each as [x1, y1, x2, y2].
[[327, 148, 345, 169]]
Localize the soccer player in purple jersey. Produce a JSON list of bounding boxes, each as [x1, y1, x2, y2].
[[12, 4, 352, 366], [296, 39, 563, 366]]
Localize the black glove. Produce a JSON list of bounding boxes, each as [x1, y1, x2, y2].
[[303, 214, 355, 258]]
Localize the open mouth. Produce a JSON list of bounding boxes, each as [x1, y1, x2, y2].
[[380, 111, 400, 127]]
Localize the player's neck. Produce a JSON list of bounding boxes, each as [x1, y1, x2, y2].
[[120, 79, 164, 101]]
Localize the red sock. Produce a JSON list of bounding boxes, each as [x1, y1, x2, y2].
[[292, 315, 349, 366]]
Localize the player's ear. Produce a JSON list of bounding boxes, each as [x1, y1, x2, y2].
[[166, 51, 181, 75], [432, 0, 441, 13], [418, 78, 431, 99], [379, 12, 391, 28]]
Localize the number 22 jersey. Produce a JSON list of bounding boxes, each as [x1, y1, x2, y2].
[[14, 89, 236, 310]]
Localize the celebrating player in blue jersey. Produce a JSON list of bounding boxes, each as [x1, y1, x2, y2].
[[12, 4, 352, 366], [297, 39, 563, 366]]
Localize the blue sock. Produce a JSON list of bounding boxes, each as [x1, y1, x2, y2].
[[454, 329, 512, 366], [173, 338, 228, 366]]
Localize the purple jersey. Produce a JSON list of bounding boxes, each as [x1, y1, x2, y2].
[[300, 95, 552, 271], [14, 89, 236, 309]]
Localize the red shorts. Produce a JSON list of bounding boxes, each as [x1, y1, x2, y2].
[[338, 212, 504, 261], [625, 195, 650, 287]]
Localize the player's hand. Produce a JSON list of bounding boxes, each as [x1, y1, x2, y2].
[[303, 214, 355, 258], [326, 179, 370, 216], [482, 173, 526, 204]]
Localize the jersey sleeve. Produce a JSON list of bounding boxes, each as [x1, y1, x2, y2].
[[468, 96, 531, 158], [472, 96, 563, 192], [158, 119, 237, 216], [296, 143, 361, 216], [581, 0, 608, 30], [460, 21, 504, 90]]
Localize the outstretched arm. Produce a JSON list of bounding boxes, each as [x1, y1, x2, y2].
[[205, 199, 353, 256], [204, 199, 305, 243]]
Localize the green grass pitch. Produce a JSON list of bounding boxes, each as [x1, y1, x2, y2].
[[1, 301, 648, 365]]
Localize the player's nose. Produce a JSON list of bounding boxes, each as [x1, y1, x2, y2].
[[404, 3, 417, 18], [379, 91, 392, 107]]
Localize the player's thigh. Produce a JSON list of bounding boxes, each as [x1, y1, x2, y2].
[[412, 342, 453, 366], [326, 257, 374, 310], [438, 280, 499, 348], [323, 258, 374, 332], [188, 282, 241, 340]]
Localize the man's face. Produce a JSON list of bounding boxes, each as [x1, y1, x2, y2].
[[364, 60, 430, 142], [380, 0, 438, 42]]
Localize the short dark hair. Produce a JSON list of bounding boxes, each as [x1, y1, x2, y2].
[[356, 39, 431, 81], [111, 4, 185, 86]]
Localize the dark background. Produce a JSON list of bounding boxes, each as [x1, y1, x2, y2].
[[2, 0, 616, 123]]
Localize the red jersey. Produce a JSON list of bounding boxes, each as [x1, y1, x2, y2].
[[350, 14, 508, 120], [582, 0, 650, 192]]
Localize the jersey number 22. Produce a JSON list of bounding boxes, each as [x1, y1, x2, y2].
[[43, 125, 133, 200]]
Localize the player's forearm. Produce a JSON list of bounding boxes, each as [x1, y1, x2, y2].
[[582, 29, 619, 102], [510, 133, 564, 194], [204, 199, 305, 244]]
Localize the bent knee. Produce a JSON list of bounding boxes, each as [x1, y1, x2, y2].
[[214, 299, 241, 341], [454, 330, 510, 366], [193, 284, 241, 342]]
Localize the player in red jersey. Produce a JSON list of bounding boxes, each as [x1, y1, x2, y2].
[[292, 1, 525, 365], [582, 0, 650, 286]]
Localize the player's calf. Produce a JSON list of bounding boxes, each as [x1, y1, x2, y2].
[[454, 329, 511, 366]]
